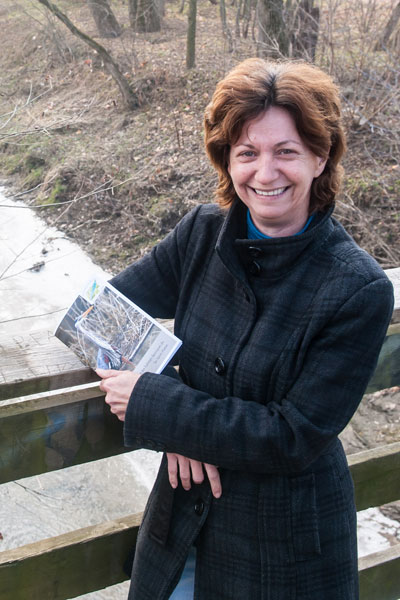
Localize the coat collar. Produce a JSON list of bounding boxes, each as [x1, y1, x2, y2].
[[215, 199, 335, 282]]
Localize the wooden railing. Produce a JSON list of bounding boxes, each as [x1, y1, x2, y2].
[[0, 268, 399, 599]]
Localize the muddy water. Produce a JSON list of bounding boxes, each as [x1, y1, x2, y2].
[[0, 189, 398, 597]]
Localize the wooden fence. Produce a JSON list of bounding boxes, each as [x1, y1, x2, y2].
[[0, 268, 399, 599]]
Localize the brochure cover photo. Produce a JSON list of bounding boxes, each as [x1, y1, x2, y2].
[[55, 277, 181, 374]]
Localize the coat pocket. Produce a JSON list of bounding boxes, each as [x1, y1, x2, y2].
[[289, 472, 321, 562]]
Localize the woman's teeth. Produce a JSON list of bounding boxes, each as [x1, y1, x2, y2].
[[254, 187, 287, 197]]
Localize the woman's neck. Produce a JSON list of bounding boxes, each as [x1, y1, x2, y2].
[[247, 211, 314, 239]]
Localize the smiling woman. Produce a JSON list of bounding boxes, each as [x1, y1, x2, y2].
[[227, 106, 327, 237], [96, 58, 394, 600]]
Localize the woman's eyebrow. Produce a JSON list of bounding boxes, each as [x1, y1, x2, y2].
[[275, 139, 302, 147], [234, 139, 302, 148], [234, 142, 256, 148]]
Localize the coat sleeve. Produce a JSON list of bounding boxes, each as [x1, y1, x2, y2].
[[109, 205, 203, 319], [123, 277, 394, 475]]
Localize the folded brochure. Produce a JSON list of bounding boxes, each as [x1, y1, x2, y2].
[[55, 277, 181, 374]]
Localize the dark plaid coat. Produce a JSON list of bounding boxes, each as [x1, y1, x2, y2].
[[111, 201, 394, 600]]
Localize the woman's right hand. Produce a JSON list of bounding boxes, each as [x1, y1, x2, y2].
[[166, 453, 222, 499]]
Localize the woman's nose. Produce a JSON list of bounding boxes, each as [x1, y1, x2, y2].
[[254, 155, 278, 184]]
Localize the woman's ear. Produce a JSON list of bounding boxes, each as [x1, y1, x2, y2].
[[315, 157, 327, 178]]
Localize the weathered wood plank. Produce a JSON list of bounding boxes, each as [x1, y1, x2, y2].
[[386, 267, 400, 323], [359, 543, 400, 600], [348, 442, 400, 511], [0, 321, 174, 400], [0, 513, 142, 600], [0, 393, 127, 484], [0, 329, 95, 400], [366, 323, 400, 393], [1, 381, 103, 414], [0, 369, 98, 402]]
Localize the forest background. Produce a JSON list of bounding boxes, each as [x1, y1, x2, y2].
[[0, 0, 399, 274]]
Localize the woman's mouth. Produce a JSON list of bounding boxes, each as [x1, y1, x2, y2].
[[253, 186, 288, 197]]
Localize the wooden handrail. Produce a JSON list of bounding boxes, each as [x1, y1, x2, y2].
[[0, 444, 399, 599], [0, 513, 142, 600], [359, 544, 400, 600], [348, 442, 400, 511]]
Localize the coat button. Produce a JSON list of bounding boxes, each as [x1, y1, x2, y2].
[[214, 357, 226, 375], [248, 260, 261, 276], [248, 246, 263, 258], [194, 499, 205, 516]]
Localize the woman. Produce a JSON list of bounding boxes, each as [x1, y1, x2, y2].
[[97, 58, 394, 599]]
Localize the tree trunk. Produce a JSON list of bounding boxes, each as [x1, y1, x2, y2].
[[256, 0, 288, 58], [87, 0, 122, 38], [375, 1, 400, 50], [35, 0, 138, 110], [128, 0, 137, 27], [241, 0, 252, 38], [291, 0, 320, 61], [129, 0, 161, 32], [219, 0, 233, 51], [186, 0, 197, 69]]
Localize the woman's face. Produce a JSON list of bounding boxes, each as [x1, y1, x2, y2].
[[228, 106, 327, 237]]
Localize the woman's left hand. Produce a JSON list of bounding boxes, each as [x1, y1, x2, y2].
[[96, 368, 141, 421], [167, 453, 222, 498]]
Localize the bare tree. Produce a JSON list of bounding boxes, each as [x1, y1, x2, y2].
[[236, 0, 254, 39], [87, 0, 122, 38], [128, 0, 161, 32], [289, 0, 320, 61], [35, 0, 138, 109], [375, 1, 400, 50], [186, 0, 197, 68], [256, 0, 288, 58], [219, 0, 233, 51]]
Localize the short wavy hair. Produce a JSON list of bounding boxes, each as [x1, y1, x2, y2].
[[204, 58, 346, 212]]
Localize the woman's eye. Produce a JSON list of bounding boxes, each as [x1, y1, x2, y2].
[[278, 149, 295, 155], [240, 150, 255, 157]]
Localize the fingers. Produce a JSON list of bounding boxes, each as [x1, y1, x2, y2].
[[98, 370, 141, 422], [96, 368, 120, 379], [106, 401, 126, 422], [188, 459, 204, 486], [166, 454, 221, 498], [204, 463, 222, 499], [167, 453, 178, 489], [177, 455, 192, 491], [166, 454, 203, 491]]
